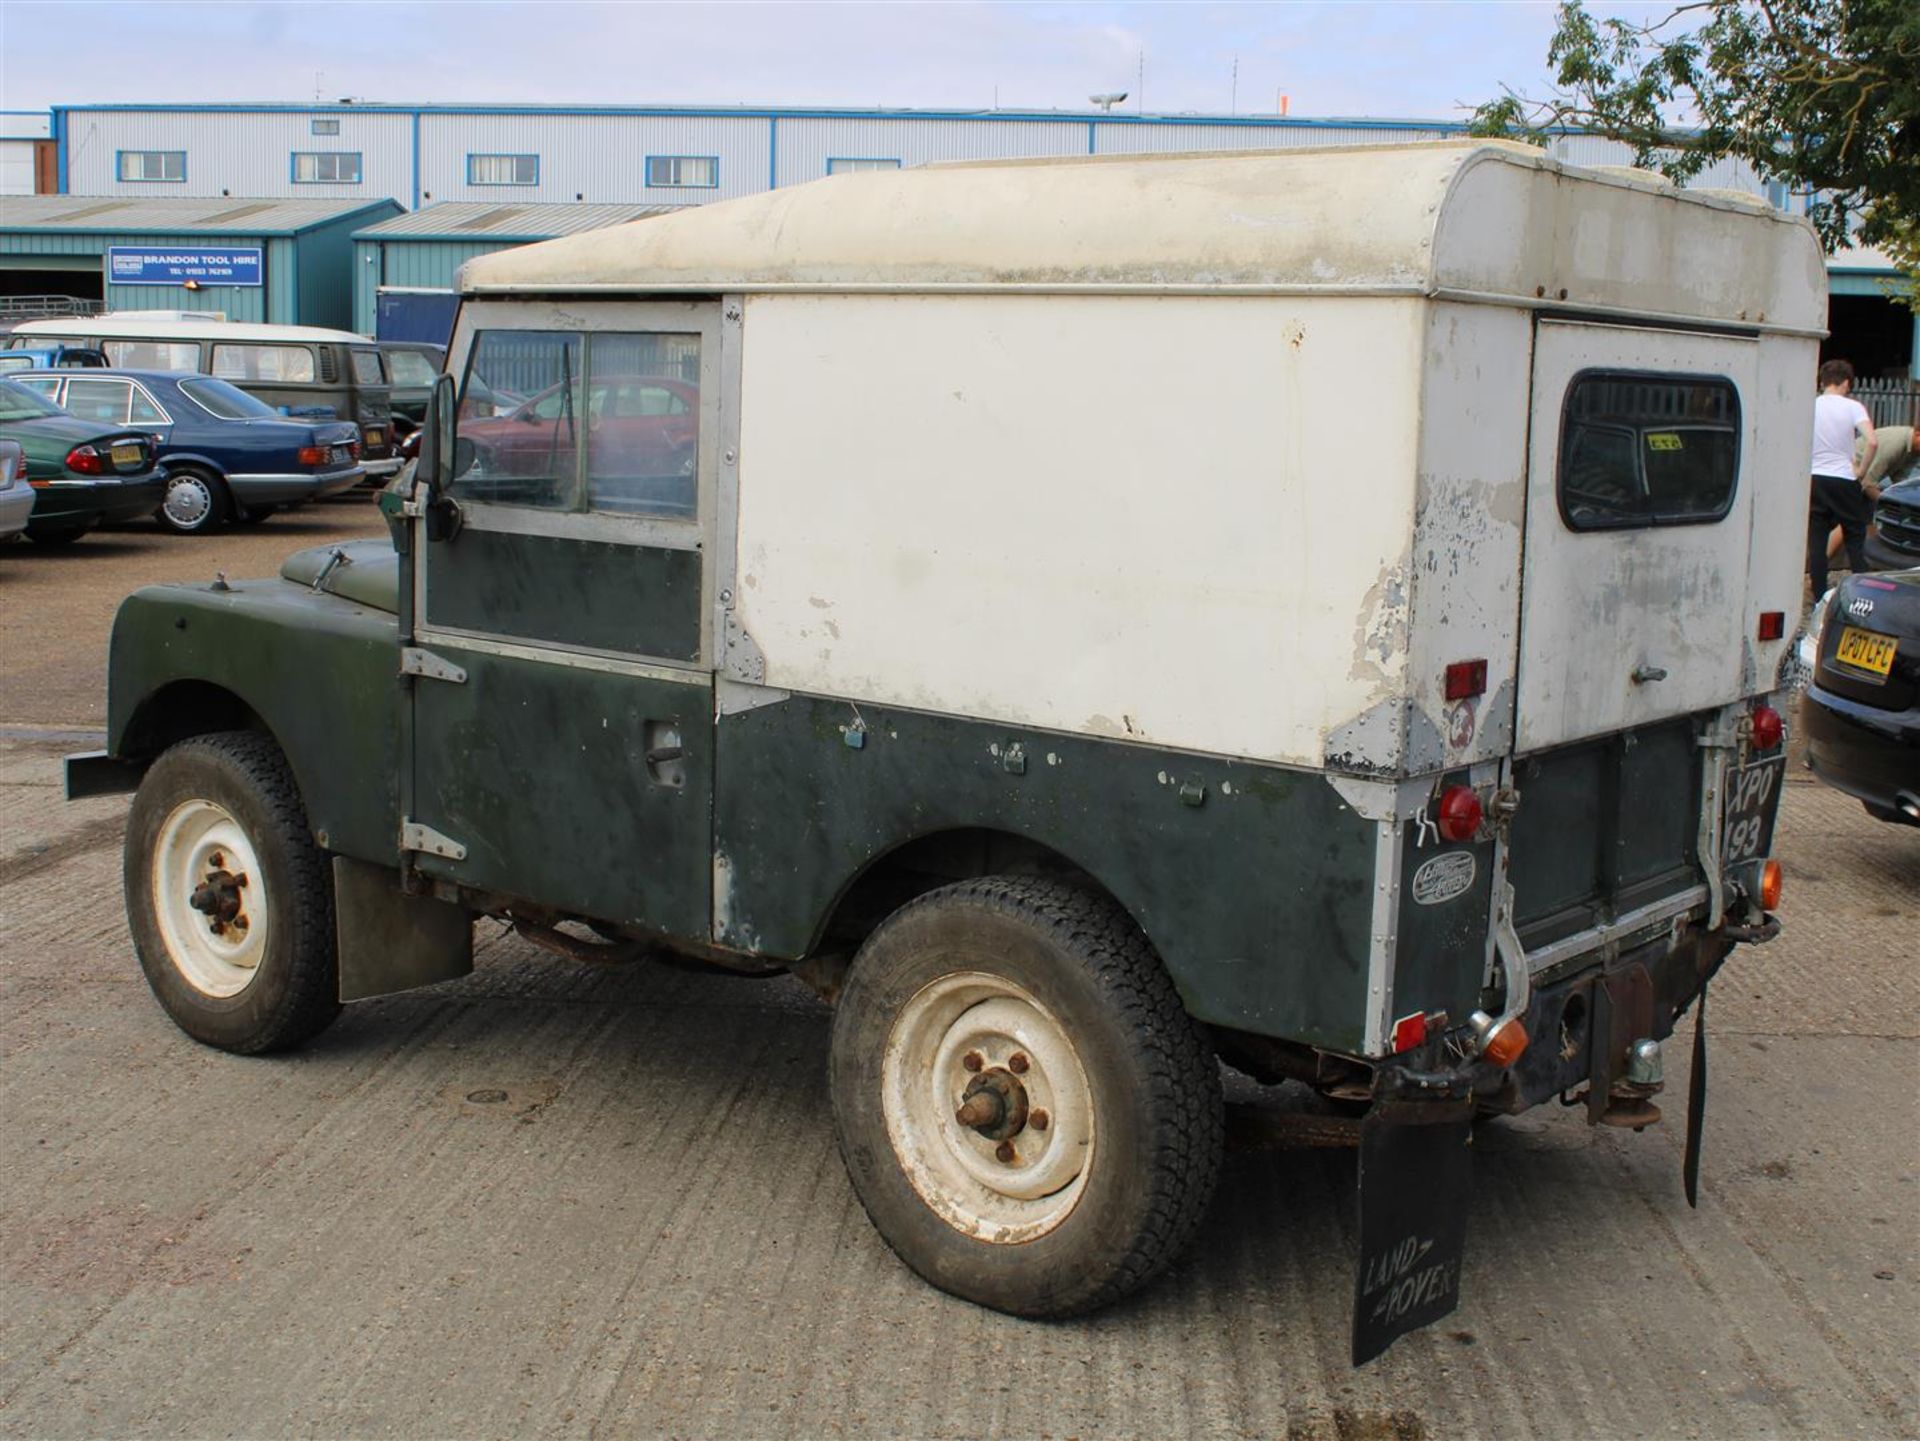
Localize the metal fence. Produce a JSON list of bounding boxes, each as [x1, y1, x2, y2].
[[0, 295, 106, 320], [1857, 378, 1919, 430]]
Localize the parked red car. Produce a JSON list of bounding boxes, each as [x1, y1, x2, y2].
[[457, 374, 698, 517]]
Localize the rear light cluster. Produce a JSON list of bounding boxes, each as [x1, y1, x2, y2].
[[298, 439, 358, 468], [1444, 659, 1488, 701], [1749, 704, 1783, 751], [1435, 785, 1483, 842], [64, 444, 110, 476], [1760, 859, 1783, 910]]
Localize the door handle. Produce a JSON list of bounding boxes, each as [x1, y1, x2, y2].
[[1631, 664, 1668, 685], [645, 745, 684, 765]]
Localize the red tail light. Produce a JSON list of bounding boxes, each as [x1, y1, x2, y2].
[[1436, 785, 1483, 842], [64, 444, 108, 476], [1444, 659, 1488, 701], [1750, 705, 1783, 751], [297, 446, 329, 467], [1390, 1012, 1429, 1054], [1757, 611, 1786, 641]]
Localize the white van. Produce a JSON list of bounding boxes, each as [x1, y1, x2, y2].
[[9, 316, 400, 477]]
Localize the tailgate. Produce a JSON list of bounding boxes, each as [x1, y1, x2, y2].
[[1514, 320, 1761, 752]]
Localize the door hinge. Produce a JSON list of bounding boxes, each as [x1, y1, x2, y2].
[[400, 820, 468, 861], [400, 646, 467, 684]]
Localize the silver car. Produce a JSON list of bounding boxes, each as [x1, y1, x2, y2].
[[0, 439, 32, 541]]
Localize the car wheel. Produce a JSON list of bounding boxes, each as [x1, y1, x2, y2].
[[124, 731, 340, 1053], [829, 877, 1223, 1318], [157, 467, 232, 535], [24, 526, 89, 546]]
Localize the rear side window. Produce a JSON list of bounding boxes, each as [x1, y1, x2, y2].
[[213, 344, 317, 384], [350, 349, 385, 385], [384, 349, 439, 386], [103, 340, 200, 371], [63, 378, 132, 424], [1558, 371, 1740, 531]]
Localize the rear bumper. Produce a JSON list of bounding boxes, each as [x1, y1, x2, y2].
[[1801, 684, 1920, 820], [1482, 917, 1737, 1113], [360, 457, 404, 479], [28, 473, 165, 529], [227, 468, 366, 506], [0, 485, 33, 537]]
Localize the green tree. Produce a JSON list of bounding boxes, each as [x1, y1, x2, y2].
[[1473, 0, 1918, 300]]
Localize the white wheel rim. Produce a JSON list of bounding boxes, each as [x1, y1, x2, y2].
[[163, 475, 212, 527], [881, 971, 1095, 1244], [150, 798, 267, 997]]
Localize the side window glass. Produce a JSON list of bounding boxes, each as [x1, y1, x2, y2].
[[103, 340, 200, 370], [585, 333, 700, 519], [454, 329, 700, 521], [213, 344, 317, 384], [454, 330, 584, 511], [128, 388, 167, 423], [1557, 372, 1740, 531], [64, 378, 132, 424]]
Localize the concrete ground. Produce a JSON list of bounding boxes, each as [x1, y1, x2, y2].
[[1, 507, 1917, 1439]]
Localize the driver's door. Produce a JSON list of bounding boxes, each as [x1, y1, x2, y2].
[[404, 301, 719, 940]]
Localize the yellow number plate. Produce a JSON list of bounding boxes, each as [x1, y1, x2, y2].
[[1835, 625, 1897, 677], [109, 441, 143, 465]]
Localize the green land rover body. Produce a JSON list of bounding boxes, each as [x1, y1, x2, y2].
[[71, 143, 1823, 1363]]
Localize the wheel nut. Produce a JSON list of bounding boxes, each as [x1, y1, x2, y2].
[[994, 1141, 1016, 1164], [1029, 1108, 1049, 1131], [962, 1051, 984, 1073], [1008, 1052, 1029, 1074]]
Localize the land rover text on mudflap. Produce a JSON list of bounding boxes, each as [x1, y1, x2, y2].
[[71, 142, 1823, 1364]]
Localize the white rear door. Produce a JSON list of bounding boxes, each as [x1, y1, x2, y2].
[[1515, 319, 1760, 754]]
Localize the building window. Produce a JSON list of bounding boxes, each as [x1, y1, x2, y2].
[[468, 153, 539, 186], [645, 155, 718, 189], [827, 157, 902, 175], [118, 151, 186, 183], [311, 118, 341, 136], [291, 151, 363, 184]]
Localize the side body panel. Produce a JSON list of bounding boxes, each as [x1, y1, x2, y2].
[[105, 581, 401, 863], [713, 694, 1380, 1051], [730, 291, 1427, 775]]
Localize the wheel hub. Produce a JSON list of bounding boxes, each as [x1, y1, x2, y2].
[[187, 858, 250, 936], [955, 1067, 1029, 1142]]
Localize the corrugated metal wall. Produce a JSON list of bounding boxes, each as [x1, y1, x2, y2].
[[416, 114, 770, 204], [774, 117, 1084, 183], [65, 109, 413, 200], [354, 237, 506, 334], [56, 106, 1776, 212]]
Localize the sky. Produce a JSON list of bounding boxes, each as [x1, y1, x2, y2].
[[0, 0, 1678, 123]]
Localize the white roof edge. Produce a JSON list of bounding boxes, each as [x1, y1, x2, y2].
[[11, 316, 376, 343], [458, 141, 1827, 331]]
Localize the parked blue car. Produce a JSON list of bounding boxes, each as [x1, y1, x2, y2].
[[11, 369, 363, 535]]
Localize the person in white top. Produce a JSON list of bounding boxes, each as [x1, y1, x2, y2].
[[1807, 358, 1878, 596]]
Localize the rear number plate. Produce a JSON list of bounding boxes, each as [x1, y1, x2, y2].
[[330, 446, 351, 465], [109, 441, 143, 467], [1722, 754, 1785, 866], [1834, 625, 1897, 678]]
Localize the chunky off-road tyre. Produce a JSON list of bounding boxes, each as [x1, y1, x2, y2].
[[124, 731, 340, 1052], [156, 466, 232, 535], [830, 877, 1223, 1318]]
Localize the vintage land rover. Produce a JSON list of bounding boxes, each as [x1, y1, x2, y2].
[[72, 142, 1823, 1363]]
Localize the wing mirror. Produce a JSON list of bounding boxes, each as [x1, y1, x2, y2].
[[412, 373, 471, 543]]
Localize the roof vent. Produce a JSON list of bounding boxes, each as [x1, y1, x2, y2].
[[45, 201, 130, 223], [461, 206, 527, 231], [199, 202, 279, 226]]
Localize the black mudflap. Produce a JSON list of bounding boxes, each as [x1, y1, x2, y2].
[[1352, 1069, 1475, 1366]]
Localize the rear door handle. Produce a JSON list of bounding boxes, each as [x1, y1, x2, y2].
[[1631, 664, 1668, 684]]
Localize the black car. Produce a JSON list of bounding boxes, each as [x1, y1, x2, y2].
[[0, 378, 165, 545], [1864, 468, 1920, 571], [1801, 567, 1920, 825]]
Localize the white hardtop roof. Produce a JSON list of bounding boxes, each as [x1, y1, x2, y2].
[[461, 140, 1827, 334], [12, 316, 375, 345]]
